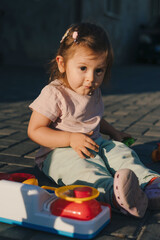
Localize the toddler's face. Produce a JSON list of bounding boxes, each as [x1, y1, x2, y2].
[[59, 46, 107, 95]]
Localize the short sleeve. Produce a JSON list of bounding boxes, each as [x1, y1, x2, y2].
[[29, 84, 61, 122]]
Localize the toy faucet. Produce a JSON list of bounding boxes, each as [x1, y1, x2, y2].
[[122, 137, 135, 147]]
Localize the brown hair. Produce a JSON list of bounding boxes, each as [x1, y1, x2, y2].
[[48, 22, 114, 83]]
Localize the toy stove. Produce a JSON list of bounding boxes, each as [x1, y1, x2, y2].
[[0, 173, 111, 239]]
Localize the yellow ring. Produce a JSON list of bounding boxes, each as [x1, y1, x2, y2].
[[55, 185, 99, 203]]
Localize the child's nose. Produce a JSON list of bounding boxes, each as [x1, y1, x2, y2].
[[86, 71, 94, 83]]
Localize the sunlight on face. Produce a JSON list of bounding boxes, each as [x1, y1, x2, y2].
[[64, 46, 107, 95]]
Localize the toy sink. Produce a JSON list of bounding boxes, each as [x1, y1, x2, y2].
[[0, 180, 111, 239]]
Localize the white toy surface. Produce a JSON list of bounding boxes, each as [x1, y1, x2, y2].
[[0, 180, 111, 239]]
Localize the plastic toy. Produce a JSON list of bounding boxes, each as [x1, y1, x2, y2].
[[122, 137, 135, 147], [0, 175, 111, 239], [152, 143, 160, 162], [0, 172, 38, 183]]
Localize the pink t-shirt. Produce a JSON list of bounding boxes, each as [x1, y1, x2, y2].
[[29, 80, 104, 168]]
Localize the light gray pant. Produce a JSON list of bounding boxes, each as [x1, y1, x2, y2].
[[42, 137, 160, 206]]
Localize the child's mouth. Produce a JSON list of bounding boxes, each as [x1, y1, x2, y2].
[[84, 85, 92, 89]]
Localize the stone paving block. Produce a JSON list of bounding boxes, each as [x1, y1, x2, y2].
[[104, 105, 120, 113], [134, 121, 156, 127], [127, 132, 142, 138], [23, 121, 29, 126], [139, 224, 160, 240], [138, 211, 160, 240], [0, 123, 10, 129], [155, 121, 160, 127], [0, 223, 36, 240], [133, 136, 159, 143], [151, 110, 160, 118], [5, 132, 28, 141], [125, 105, 139, 110], [115, 120, 137, 129], [0, 136, 24, 145], [24, 149, 38, 159], [0, 141, 38, 157], [141, 115, 160, 124], [3, 124, 27, 131], [0, 114, 17, 120], [0, 128, 18, 136], [112, 110, 129, 117], [114, 116, 135, 124], [111, 123, 127, 132], [0, 163, 8, 169], [4, 116, 30, 125], [0, 139, 20, 148], [28, 231, 72, 240], [144, 130, 160, 137], [103, 94, 131, 104], [0, 116, 12, 123], [126, 125, 150, 136], [0, 164, 33, 173], [134, 136, 158, 145], [0, 155, 35, 167], [103, 116, 117, 124], [95, 236, 123, 240], [99, 211, 149, 239], [28, 230, 123, 240], [0, 147, 5, 152]]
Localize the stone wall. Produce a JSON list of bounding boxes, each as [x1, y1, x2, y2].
[[81, 0, 151, 64], [0, 0, 151, 66]]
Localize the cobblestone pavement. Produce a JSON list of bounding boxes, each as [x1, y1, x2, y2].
[[0, 64, 160, 240]]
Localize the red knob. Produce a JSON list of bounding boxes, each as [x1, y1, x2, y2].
[[73, 187, 92, 198]]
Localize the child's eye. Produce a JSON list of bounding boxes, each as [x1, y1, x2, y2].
[[80, 66, 87, 71], [96, 68, 103, 75]]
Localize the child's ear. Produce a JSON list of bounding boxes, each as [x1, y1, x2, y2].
[[56, 55, 65, 73]]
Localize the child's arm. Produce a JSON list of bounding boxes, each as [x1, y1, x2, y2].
[[28, 110, 99, 159], [100, 118, 131, 141]]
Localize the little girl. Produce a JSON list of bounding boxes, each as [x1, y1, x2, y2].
[[28, 22, 160, 218]]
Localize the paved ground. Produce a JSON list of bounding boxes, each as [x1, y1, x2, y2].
[[0, 63, 160, 240]]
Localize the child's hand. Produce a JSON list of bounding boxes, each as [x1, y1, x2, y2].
[[69, 131, 99, 159], [110, 130, 132, 142]]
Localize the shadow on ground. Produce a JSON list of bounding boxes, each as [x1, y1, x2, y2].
[[102, 64, 160, 95], [132, 140, 160, 173], [0, 65, 47, 102]]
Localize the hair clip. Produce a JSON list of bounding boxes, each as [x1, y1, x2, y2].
[[60, 29, 78, 44], [72, 31, 78, 42], [60, 29, 70, 43]]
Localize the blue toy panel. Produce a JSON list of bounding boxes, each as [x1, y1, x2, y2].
[[0, 216, 110, 239]]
